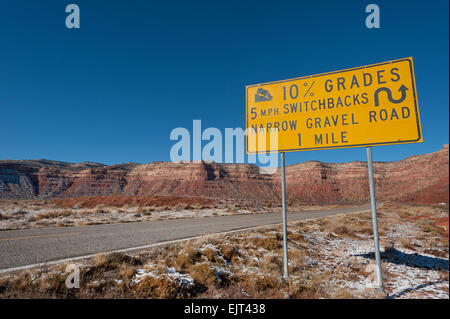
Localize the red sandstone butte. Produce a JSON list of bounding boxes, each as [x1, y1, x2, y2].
[[0, 145, 448, 204]]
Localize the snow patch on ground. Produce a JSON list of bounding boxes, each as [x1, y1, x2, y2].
[[291, 222, 448, 299]]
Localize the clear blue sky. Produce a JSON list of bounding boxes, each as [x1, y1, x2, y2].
[[1, 0, 448, 165]]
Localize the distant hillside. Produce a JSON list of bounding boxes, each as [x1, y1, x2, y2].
[[0, 145, 448, 204]]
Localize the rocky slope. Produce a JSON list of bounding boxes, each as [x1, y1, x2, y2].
[[0, 145, 448, 204], [278, 144, 449, 203]]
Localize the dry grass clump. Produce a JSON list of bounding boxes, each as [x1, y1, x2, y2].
[[186, 245, 201, 260], [427, 237, 448, 251], [93, 204, 107, 214], [0, 266, 77, 298], [354, 223, 374, 235], [77, 209, 92, 216], [94, 253, 108, 267], [189, 263, 218, 286], [320, 214, 377, 238], [130, 261, 201, 298], [220, 245, 239, 262], [175, 254, 192, 271], [202, 248, 221, 263], [225, 204, 236, 213], [261, 255, 282, 275], [256, 275, 282, 291], [38, 270, 74, 297], [417, 218, 447, 237], [253, 237, 281, 250], [332, 222, 355, 237], [175, 245, 201, 271], [398, 209, 414, 218], [154, 206, 169, 212], [6, 211, 28, 220], [134, 276, 183, 298], [398, 238, 417, 250], [174, 203, 185, 211], [417, 218, 435, 233], [83, 253, 142, 282], [36, 210, 71, 219], [118, 264, 137, 280], [286, 250, 306, 272], [133, 206, 155, 215], [288, 272, 330, 298], [6, 271, 34, 291], [287, 230, 304, 242], [437, 269, 449, 282]]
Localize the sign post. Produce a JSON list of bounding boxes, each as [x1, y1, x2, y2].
[[246, 57, 422, 285], [280, 152, 289, 280], [366, 146, 384, 291]]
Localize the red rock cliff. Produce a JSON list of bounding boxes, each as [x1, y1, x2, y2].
[[0, 145, 448, 204]]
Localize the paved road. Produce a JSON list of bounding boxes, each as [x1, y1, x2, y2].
[[0, 205, 371, 271]]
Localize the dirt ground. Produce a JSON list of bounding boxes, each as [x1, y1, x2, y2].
[[0, 202, 447, 299], [0, 196, 345, 230]]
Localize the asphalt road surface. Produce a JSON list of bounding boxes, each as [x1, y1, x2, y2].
[[0, 205, 371, 272]]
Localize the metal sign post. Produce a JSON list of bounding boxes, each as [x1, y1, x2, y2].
[[280, 152, 289, 280], [366, 146, 384, 291]]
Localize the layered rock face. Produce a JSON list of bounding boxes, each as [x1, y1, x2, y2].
[[0, 145, 448, 204], [279, 144, 449, 203]]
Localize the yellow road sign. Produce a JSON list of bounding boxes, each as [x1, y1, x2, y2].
[[246, 57, 422, 153]]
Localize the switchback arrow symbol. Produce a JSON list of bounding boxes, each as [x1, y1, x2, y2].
[[374, 84, 408, 106]]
